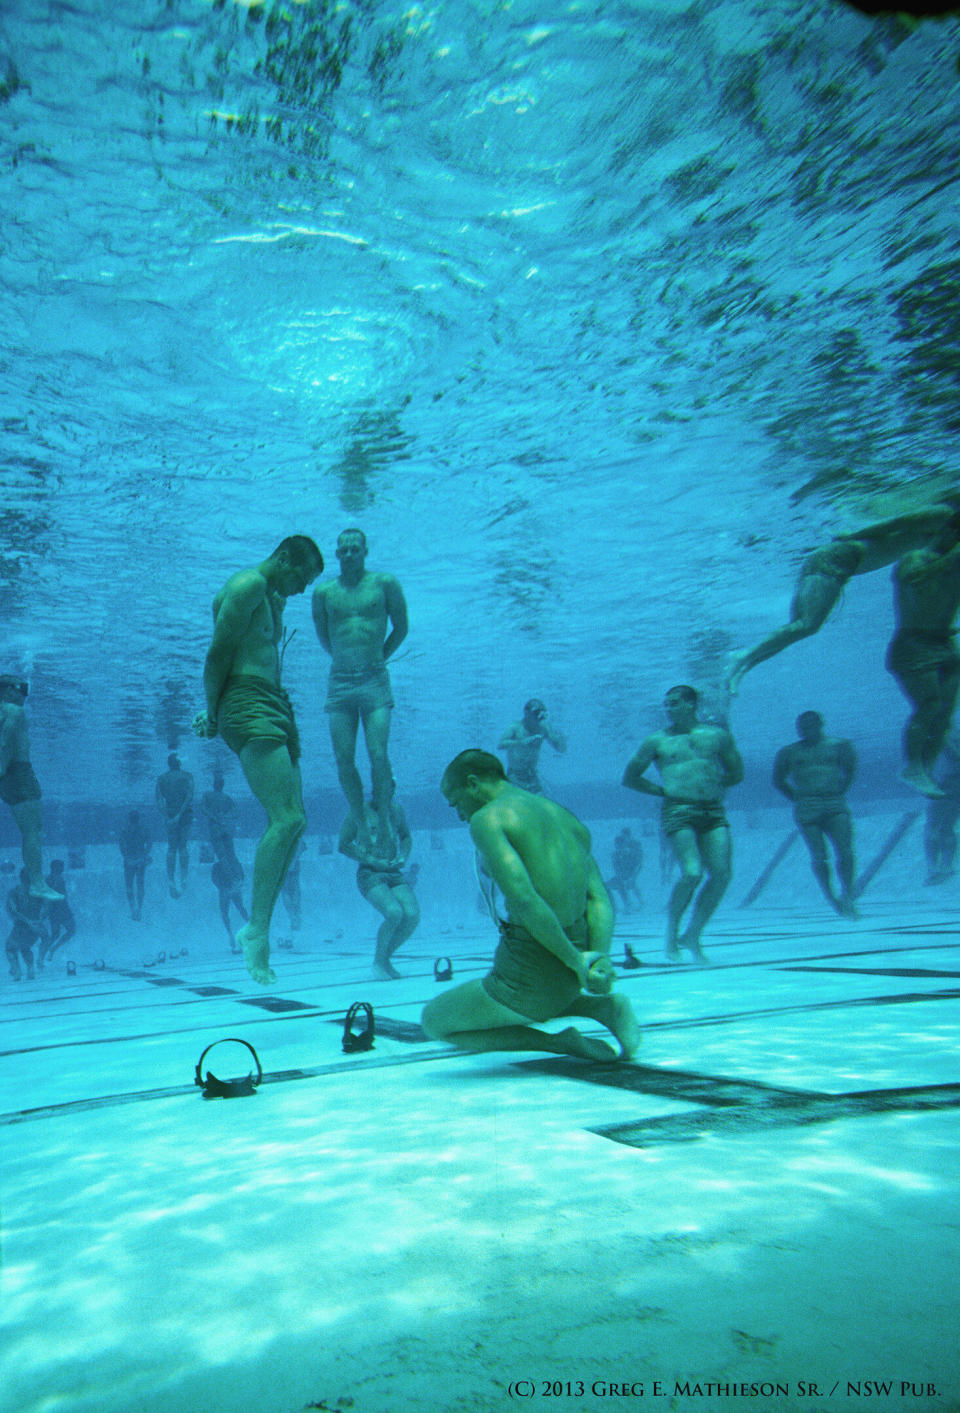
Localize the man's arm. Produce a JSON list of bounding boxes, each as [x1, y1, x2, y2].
[[470, 813, 588, 983], [382, 576, 409, 660], [719, 730, 745, 789], [0, 703, 18, 774], [497, 722, 522, 751], [772, 746, 795, 800], [838, 739, 858, 793], [311, 584, 332, 657], [542, 716, 567, 754], [202, 574, 264, 724], [622, 737, 663, 797], [584, 855, 614, 957]]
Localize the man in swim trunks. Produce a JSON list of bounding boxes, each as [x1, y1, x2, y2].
[[199, 765, 238, 864], [156, 753, 194, 898], [118, 809, 151, 921], [193, 534, 324, 985], [340, 791, 420, 980], [605, 826, 644, 913], [5, 868, 46, 981], [421, 749, 640, 1061], [887, 513, 960, 798], [773, 711, 859, 919], [924, 727, 960, 884], [726, 502, 959, 695], [498, 698, 567, 795], [312, 529, 408, 855], [0, 675, 63, 903], [622, 685, 743, 963]]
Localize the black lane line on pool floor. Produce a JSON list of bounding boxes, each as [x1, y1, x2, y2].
[[514, 1059, 960, 1149]]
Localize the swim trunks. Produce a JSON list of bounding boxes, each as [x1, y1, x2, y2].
[[886, 632, 960, 681], [802, 539, 865, 583], [217, 674, 301, 765], [793, 797, 850, 829], [357, 865, 406, 898], [0, 760, 41, 807], [481, 917, 586, 1022], [325, 664, 393, 717], [507, 770, 544, 795], [661, 799, 728, 838]]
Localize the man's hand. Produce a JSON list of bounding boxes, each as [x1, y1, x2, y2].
[[193, 710, 217, 739], [581, 951, 617, 995]]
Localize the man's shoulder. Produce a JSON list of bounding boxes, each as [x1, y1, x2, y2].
[[220, 566, 268, 605]]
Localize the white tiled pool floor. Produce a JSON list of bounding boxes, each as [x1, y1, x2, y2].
[[2, 899, 958, 1413]]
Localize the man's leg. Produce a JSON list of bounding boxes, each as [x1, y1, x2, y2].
[[176, 820, 190, 889], [798, 821, 842, 913], [328, 709, 367, 837], [135, 864, 146, 918], [362, 706, 395, 852], [234, 739, 306, 986], [165, 824, 180, 898], [727, 555, 852, 693], [422, 979, 617, 1060], [361, 880, 406, 980], [891, 665, 947, 797], [9, 799, 61, 901], [664, 828, 702, 960], [824, 811, 859, 917], [679, 825, 733, 961]]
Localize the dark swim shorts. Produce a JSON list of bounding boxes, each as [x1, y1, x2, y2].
[[325, 664, 393, 717], [481, 920, 583, 1023], [217, 675, 301, 765], [794, 797, 850, 829], [661, 799, 729, 838], [0, 760, 41, 807], [886, 631, 960, 681], [357, 865, 406, 898]]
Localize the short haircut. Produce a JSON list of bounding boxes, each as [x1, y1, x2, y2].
[[275, 535, 324, 573], [168, 752, 180, 768], [0, 674, 28, 699], [443, 749, 507, 790], [667, 684, 699, 706], [337, 527, 367, 549], [797, 710, 823, 727]]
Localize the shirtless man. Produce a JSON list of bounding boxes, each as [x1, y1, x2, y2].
[[421, 749, 640, 1061], [156, 754, 194, 898], [773, 711, 858, 919], [498, 699, 567, 795], [887, 512, 960, 797], [340, 792, 420, 980], [924, 728, 960, 884], [727, 503, 959, 695], [0, 675, 62, 902], [622, 685, 743, 963], [193, 534, 324, 985], [312, 529, 408, 852], [199, 765, 238, 864]]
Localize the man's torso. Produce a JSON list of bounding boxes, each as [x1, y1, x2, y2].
[[319, 572, 390, 672], [653, 724, 730, 802]]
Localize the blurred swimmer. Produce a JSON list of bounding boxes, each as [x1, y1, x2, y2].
[[623, 685, 743, 964], [340, 793, 419, 980], [37, 860, 77, 964], [0, 675, 62, 902], [498, 698, 567, 795], [193, 534, 324, 985], [773, 711, 859, 919], [118, 810, 151, 921], [156, 753, 194, 898], [313, 529, 408, 857], [887, 512, 960, 797], [726, 503, 959, 696], [924, 728, 960, 883], [5, 868, 46, 981], [422, 750, 639, 1060]]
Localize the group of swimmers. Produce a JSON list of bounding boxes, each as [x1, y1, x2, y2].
[[4, 496, 960, 1058]]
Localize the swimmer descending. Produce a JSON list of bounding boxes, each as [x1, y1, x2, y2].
[[623, 685, 743, 964], [725, 504, 959, 696], [886, 514, 960, 798], [194, 535, 324, 986], [421, 749, 640, 1061]]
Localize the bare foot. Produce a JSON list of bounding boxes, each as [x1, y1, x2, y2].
[[370, 962, 402, 981], [664, 943, 683, 964], [29, 883, 64, 902], [838, 896, 860, 921], [680, 935, 710, 965], [601, 994, 642, 1059], [725, 650, 749, 697], [236, 925, 277, 986], [552, 1027, 618, 1061], [900, 766, 945, 799]]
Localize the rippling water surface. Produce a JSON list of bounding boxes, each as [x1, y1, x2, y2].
[[2, 1, 959, 801]]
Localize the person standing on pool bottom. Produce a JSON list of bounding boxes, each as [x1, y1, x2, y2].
[[193, 534, 324, 986], [421, 749, 639, 1061], [0, 675, 63, 903]]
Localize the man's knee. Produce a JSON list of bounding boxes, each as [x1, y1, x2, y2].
[[421, 997, 451, 1040]]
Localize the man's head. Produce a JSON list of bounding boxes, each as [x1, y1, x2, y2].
[[0, 675, 28, 705], [523, 698, 547, 724], [272, 535, 324, 597], [664, 684, 698, 726], [441, 749, 507, 821], [336, 528, 368, 573], [796, 710, 824, 742], [168, 753, 180, 769]]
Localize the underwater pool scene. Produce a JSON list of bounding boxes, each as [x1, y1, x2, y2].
[[2, 1, 960, 1411]]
